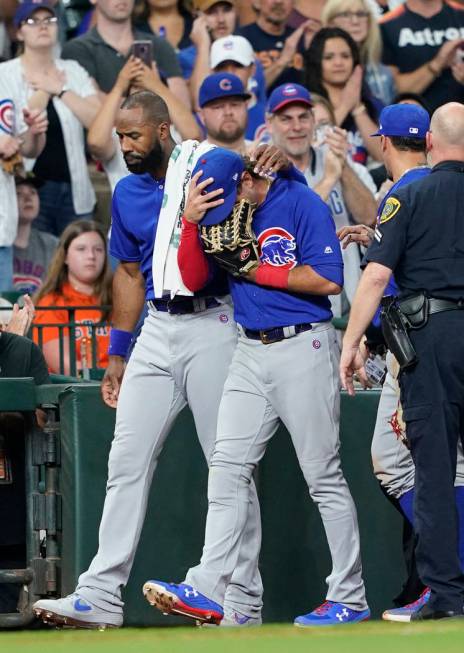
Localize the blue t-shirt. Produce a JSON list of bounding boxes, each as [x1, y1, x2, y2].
[[371, 165, 430, 326], [109, 172, 228, 300], [230, 178, 343, 330]]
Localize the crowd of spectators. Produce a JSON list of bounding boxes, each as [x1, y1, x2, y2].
[[0, 0, 464, 374]]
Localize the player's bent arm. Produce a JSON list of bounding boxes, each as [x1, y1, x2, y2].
[[247, 264, 342, 295], [287, 265, 342, 295], [178, 219, 210, 291]]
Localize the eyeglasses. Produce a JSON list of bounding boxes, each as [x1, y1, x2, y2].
[[333, 10, 370, 20], [22, 16, 58, 27]]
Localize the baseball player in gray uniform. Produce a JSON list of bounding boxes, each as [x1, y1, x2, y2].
[[32, 91, 284, 629], [142, 141, 369, 627]]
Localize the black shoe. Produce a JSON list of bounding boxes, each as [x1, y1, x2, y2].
[[411, 603, 464, 621]]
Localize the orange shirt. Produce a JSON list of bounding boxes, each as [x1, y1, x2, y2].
[[34, 282, 110, 369]]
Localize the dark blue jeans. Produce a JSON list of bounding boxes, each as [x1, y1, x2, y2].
[[35, 180, 94, 237]]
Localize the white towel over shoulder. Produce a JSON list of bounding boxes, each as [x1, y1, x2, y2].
[[152, 139, 215, 299]]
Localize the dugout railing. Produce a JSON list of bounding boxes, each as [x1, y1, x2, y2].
[[32, 305, 111, 380]]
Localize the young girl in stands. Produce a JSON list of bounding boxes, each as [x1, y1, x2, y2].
[[321, 0, 396, 105], [33, 220, 112, 375], [304, 27, 383, 165]]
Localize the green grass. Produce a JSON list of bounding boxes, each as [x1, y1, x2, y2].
[[3, 622, 464, 653]]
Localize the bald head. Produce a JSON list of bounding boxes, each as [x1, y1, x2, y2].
[[120, 91, 170, 126], [428, 103, 464, 164]]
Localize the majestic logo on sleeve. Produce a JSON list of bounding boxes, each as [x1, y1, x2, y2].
[[257, 227, 297, 269]]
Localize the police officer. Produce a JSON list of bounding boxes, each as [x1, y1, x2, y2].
[[340, 101, 464, 621]]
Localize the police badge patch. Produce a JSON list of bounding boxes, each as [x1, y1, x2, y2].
[[379, 197, 401, 224]]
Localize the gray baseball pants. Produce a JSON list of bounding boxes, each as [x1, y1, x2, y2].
[[77, 302, 263, 617], [186, 322, 368, 610], [372, 353, 464, 499]]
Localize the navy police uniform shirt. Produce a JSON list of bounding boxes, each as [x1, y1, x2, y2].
[[365, 160, 464, 300], [110, 173, 228, 300], [230, 178, 344, 330], [376, 165, 430, 297], [370, 165, 430, 327]]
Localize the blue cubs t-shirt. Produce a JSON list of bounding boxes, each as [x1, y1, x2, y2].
[[110, 172, 228, 300], [230, 178, 344, 330]]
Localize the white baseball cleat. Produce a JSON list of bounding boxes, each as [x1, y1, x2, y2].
[[33, 593, 123, 629]]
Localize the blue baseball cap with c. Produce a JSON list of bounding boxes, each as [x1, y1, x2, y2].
[[193, 148, 244, 226], [14, 1, 56, 27], [199, 73, 251, 108], [267, 83, 313, 114], [371, 104, 430, 138]]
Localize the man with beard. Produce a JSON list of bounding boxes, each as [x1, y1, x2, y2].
[[199, 73, 251, 155], [32, 90, 268, 628]]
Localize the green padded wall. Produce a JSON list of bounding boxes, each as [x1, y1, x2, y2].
[[58, 385, 404, 625]]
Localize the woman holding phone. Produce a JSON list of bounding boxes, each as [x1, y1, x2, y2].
[[0, 1, 100, 237]]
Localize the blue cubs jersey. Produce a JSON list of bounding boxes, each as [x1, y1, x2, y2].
[[371, 165, 430, 326], [230, 178, 344, 330], [110, 172, 228, 300]]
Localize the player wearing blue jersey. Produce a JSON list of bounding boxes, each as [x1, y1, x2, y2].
[[33, 92, 294, 629], [143, 150, 370, 627]]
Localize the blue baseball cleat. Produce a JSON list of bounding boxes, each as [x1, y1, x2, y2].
[[294, 601, 371, 627], [382, 587, 431, 622], [143, 580, 224, 625]]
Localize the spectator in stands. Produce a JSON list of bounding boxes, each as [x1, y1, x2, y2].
[[199, 35, 267, 140], [0, 293, 49, 614], [13, 175, 57, 295], [322, 0, 397, 105], [34, 220, 112, 375], [198, 72, 251, 153], [61, 0, 190, 107], [304, 27, 383, 165], [0, 94, 48, 292], [0, 0, 18, 60], [238, 0, 312, 91], [87, 56, 201, 192], [179, 0, 236, 91], [0, 294, 35, 335], [134, 0, 194, 50], [266, 83, 377, 316], [379, 0, 464, 112], [0, 1, 101, 237]]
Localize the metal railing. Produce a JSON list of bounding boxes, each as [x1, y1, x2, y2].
[[32, 305, 111, 379]]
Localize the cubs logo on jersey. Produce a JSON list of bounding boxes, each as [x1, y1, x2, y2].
[[257, 227, 297, 269]]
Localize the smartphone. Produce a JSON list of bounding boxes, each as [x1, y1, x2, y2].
[[132, 40, 153, 68], [457, 46, 464, 63]]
